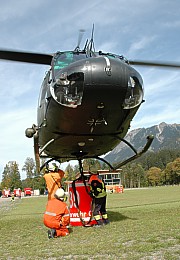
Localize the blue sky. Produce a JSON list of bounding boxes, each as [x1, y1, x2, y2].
[[0, 0, 180, 180]]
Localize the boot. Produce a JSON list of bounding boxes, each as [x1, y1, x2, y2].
[[95, 219, 103, 227], [103, 218, 110, 225], [48, 229, 56, 239]]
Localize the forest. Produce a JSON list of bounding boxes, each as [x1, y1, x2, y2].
[[0, 149, 180, 193]]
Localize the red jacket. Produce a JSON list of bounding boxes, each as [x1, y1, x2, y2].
[[43, 198, 70, 229]]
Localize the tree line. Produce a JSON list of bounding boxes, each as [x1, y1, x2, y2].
[[0, 149, 180, 193], [119, 149, 180, 188]]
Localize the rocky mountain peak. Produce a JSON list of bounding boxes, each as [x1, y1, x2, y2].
[[104, 122, 180, 164]]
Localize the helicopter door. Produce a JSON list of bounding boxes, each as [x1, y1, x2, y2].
[[37, 71, 51, 126]]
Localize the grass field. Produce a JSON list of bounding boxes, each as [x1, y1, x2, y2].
[[0, 186, 179, 260]]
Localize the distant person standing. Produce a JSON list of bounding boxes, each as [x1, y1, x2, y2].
[[89, 172, 109, 226], [43, 162, 65, 200], [11, 193, 15, 202], [43, 188, 70, 238]]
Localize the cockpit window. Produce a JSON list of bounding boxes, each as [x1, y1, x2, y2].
[[51, 51, 86, 108], [123, 76, 144, 109], [50, 72, 84, 108], [54, 52, 74, 71], [53, 51, 87, 79]]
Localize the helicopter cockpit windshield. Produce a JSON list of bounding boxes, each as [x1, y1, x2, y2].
[[51, 51, 86, 108], [53, 51, 87, 78]]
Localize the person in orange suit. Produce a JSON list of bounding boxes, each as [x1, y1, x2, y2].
[[43, 188, 70, 238], [43, 162, 65, 200]]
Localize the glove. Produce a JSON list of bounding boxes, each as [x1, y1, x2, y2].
[[89, 192, 94, 198]]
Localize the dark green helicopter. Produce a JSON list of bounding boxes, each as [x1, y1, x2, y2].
[[1, 28, 180, 174]]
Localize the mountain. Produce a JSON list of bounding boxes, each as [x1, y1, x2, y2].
[[104, 122, 180, 164]]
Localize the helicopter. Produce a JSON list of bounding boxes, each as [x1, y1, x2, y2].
[[1, 28, 180, 174]]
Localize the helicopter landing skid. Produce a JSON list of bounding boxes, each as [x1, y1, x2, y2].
[[95, 135, 154, 170], [36, 135, 154, 174]]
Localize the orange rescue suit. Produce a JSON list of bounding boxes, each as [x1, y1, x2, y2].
[[43, 198, 70, 237], [44, 170, 64, 200]]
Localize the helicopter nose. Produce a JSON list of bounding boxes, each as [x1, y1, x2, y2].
[[83, 56, 144, 109], [84, 56, 127, 88]]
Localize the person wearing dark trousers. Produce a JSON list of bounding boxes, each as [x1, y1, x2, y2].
[[89, 172, 109, 226]]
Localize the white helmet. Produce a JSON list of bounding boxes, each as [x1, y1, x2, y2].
[[48, 162, 56, 171], [55, 188, 65, 200]]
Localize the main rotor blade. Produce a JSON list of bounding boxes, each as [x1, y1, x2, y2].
[[129, 60, 180, 69], [0, 49, 53, 65]]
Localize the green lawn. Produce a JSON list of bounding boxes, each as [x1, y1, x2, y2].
[[0, 186, 179, 259]]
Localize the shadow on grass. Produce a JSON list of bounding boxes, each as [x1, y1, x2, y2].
[[107, 210, 136, 222]]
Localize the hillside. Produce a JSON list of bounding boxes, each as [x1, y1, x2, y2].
[[104, 122, 180, 164]]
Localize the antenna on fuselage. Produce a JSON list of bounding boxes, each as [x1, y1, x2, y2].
[[86, 24, 96, 57]]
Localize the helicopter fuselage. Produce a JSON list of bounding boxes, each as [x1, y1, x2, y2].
[[35, 51, 144, 162]]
